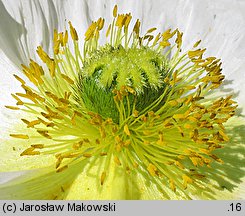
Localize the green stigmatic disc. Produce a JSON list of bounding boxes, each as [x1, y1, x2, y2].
[[75, 45, 170, 123]]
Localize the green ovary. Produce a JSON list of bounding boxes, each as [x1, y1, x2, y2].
[[76, 45, 169, 123]]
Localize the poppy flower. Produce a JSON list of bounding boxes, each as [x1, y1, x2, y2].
[[0, 0, 244, 200]]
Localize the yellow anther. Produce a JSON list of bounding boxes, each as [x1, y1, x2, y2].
[[59, 98, 69, 105], [143, 130, 151, 135], [69, 21, 78, 41], [206, 56, 216, 61], [71, 112, 76, 125], [148, 111, 155, 117], [190, 157, 200, 167], [178, 155, 186, 160], [61, 74, 74, 84], [21, 84, 32, 92], [63, 30, 68, 45], [24, 73, 38, 86], [188, 49, 206, 59], [64, 91, 72, 100], [27, 120, 41, 128], [115, 135, 122, 143], [61, 152, 80, 159], [53, 42, 60, 55], [133, 162, 139, 168], [30, 91, 45, 102], [170, 179, 176, 192], [175, 29, 183, 49], [97, 18, 105, 30], [133, 19, 140, 36], [53, 29, 58, 42], [163, 122, 174, 129], [184, 123, 192, 129], [185, 85, 196, 90], [193, 40, 201, 48], [147, 163, 157, 176], [175, 161, 185, 169], [99, 126, 106, 138], [83, 153, 92, 158], [126, 86, 136, 95], [22, 118, 32, 125], [113, 5, 118, 18], [173, 114, 186, 119], [101, 171, 106, 185], [37, 130, 52, 139], [124, 13, 132, 28], [157, 133, 164, 145], [20, 147, 40, 156], [159, 40, 171, 49], [218, 130, 229, 141], [114, 156, 121, 166], [147, 27, 157, 34], [85, 22, 97, 41], [36, 46, 50, 63], [10, 134, 29, 139], [72, 141, 83, 150], [183, 175, 193, 189], [141, 115, 148, 122], [199, 148, 211, 155], [168, 100, 178, 106], [48, 59, 56, 77], [152, 33, 161, 46], [56, 157, 63, 169], [55, 106, 68, 114], [123, 124, 131, 136], [13, 74, 25, 84], [31, 144, 44, 149], [172, 70, 181, 84], [124, 140, 131, 146], [84, 138, 90, 143], [106, 24, 111, 37], [116, 14, 126, 28], [58, 32, 64, 45], [192, 113, 202, 119], [74, 110, 83, 118], [162, 29, 176, 40], [53, 30, 60, 54], [132, 110, 139, 117], [115, 143, 122, 152], [5, 106, 20, 110], [56, 165, 68, 173], [16, 92, 37, 103]]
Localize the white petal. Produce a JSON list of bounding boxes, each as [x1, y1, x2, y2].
[[0, 163, 82, 199], [0, 170, 29, 184]]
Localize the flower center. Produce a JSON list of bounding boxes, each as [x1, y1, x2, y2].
[[76, 45, 169, 123]]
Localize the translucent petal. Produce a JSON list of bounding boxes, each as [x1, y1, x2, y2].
[[65, 157, 169, 200], [0, 163, 82, 199], [0, 120, 55, 172]]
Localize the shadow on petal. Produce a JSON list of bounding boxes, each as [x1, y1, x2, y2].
[[0, 0, 27, 67], [188, 118, 245, 200], [192, 77, 245, 199]]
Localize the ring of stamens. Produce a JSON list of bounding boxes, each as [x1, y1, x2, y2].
[[7, 5, 237, 197]]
